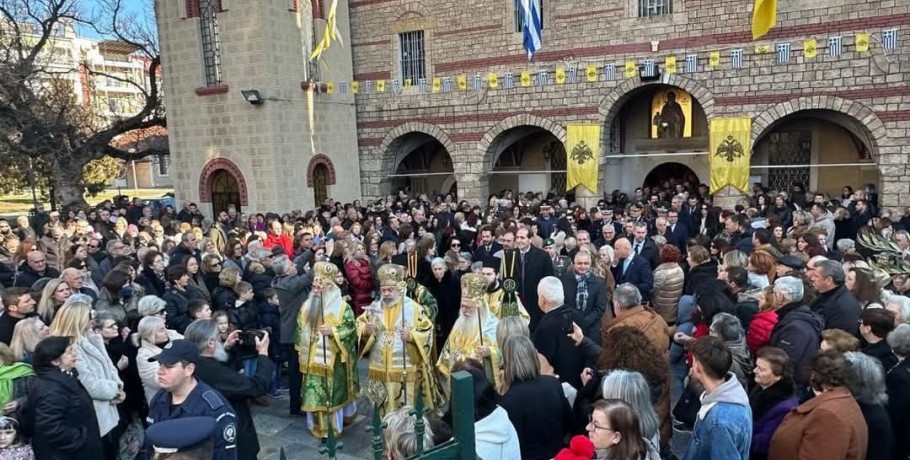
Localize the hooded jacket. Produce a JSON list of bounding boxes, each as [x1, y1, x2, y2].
[[727, 337, 754, 391], [769, 302, 823, 384], [682, 372, 752, 460], [475, 406, 522, 460]]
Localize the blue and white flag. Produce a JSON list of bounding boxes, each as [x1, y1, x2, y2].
[[642, 59, 655, 77], [567, 65, 577, 83], [776, 43, 791, 64], [828, 36, 842, 58], [472, 74, 482, 91], [883, 28, 898, 51], [603, 63, 615, 80], [520, 0, 542, 61], [418, 78, 427, 93], [536, 69, 548, 85], [685, 54, 697, 73], [504, 72, 514, 89], [731, 49, 743, 68], [442, 77, 453, 92], [364, 80, 372, 94], [339, 81, 348, 94]]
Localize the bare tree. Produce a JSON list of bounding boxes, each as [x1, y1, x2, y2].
[[0, 0, 165, 209]]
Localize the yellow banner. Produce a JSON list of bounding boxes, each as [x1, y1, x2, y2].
[[709, 118, 752, 193], [431, 78, 441, 93], [804, 38, 817, 58], [856, 33, 869, 52], [709, 51, 720, 68], [665, 56, 677, 74], [555, 67, 566, 84], [625, 61, 636, 78], [457, 75, 467, 91], [376, 80, 385, 93], [488, 72, 499, 88], [751, 0, 777, 39], [326, 82, 335, 94], [520, 71, 532, 87], [404, 79, 412, 89], [754, 44, 770, 54], [565, 124, 601, 193], [586, 64, 597, 82], [351, 81, 359, 93]]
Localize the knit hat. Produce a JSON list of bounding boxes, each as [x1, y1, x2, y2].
[[553, 435, 595, 460]]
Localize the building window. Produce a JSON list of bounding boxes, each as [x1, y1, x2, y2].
[[158, 155, 169, 176], [514, 0, 544, 32], [638, 0, 672, 17], [399, 31, 426, 83], [199, 0, 223, 86]]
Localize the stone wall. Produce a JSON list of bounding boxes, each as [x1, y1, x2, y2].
[[349, 0, 910, 208]]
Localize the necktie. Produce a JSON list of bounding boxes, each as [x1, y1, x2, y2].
[[634, 242, 641, 255], [519, 250, 526, 285]]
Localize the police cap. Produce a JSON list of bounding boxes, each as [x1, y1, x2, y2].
[[146, 416, 216, 453]]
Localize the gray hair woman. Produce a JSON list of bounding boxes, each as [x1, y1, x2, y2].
[[601, 369, 661, 449], [495, 316, 529, 352], [710, 312, 753, 390], [382, 406, 434, 459], [886, 295, 910, 326], [844, 351, 892, 460], [887, 324, 910, 460]]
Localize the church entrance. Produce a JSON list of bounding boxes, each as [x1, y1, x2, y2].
[[210, 169, 240, 217], [312, 163, 329, 207], [643, 162, 700, 189]]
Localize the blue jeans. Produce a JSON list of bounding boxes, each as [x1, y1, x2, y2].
[[270, 358, 283, 392], [243, 357, 257, 376]]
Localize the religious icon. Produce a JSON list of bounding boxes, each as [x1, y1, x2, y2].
[[651, 88, 693, 139]]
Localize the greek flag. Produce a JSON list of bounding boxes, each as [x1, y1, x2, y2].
[[418, 78, 427, 92], [567, 66, 577, 83], [642, 59, 655, 77], [731, 49, 743, 68], [442, 77, 453, 92], [504, 72, 514, 89], [364, 80, 372, 94], [537, 69, 548, 85], [339, 81, 348, 94], [603, 63, 615, 80], [685, 54, 697, 73], [519, 0, 542, 61], [883, 28, 897, 51], [777, 43, 790, 63], [391, 79, 401, 92], [472, 74, 482, 91], [828, 36, 842, 57]]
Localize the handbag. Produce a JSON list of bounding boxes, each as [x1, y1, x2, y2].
[[672, 385, 701, 429]]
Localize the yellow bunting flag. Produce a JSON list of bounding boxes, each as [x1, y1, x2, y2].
[[625, 61, 637, 78], [351, 81, 359, 93], [520, 71, 532, 87], [566, 124, 601, 193], [404, 79, 412, 89], [488, 72, 499, 89], [457, 75, 467, 91], [586, 64, 597, 82], [555, 67, 566, 84], [665, 56, 677, 74], [709, 118, 752, 193], [754, 44, 770, 54], [855, 33, 870, 52], [709, 51, 720, 68], [326, 82, 335, 94], [431, 78, 441, 93], [751, 0, 777, 39], [376, 80, 385, 93], [804, 39, 817, 58]]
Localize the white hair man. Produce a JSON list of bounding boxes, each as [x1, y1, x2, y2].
[[436, 273, 501, 389], [768, 276, 824, 385], [295, 261, 359, 438], [358, 264, 438, 414], [531, 276, 586, 389]]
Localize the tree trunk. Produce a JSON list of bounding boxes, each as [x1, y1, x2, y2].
[[52, 157, 89, 210]]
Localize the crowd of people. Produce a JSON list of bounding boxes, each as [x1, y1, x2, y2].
[[0, 181, 907, 459]]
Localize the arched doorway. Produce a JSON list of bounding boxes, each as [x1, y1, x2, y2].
[[603, 84, 710, 193], [388, 132, 454, 195], [210, 169, 240, 217], [752, 109, 880, 196], [489, 125, 564, 196], [312, 164, 329, 207], [643, 162, 700, 189]]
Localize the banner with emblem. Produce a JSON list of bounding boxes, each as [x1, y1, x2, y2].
[[709, 118, 752, 193], [565, 124, 600, 193]]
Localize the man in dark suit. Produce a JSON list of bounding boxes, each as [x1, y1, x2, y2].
[[532, 276, 586, 389], [514, 227, 555, 331], [631, 222, 660, 269], [680, 195, 702, 237], [561, 251, 608, 344], [472, 225, 501, 263], [666, 210, 690, 253], [612, 238, 654, 303], [380, 215, 400, 243]]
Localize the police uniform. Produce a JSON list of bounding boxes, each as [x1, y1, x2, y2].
[[146, 416, 216, 459], [147, 381, 238, 460]]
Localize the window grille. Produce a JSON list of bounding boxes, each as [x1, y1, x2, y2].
[[513, 0, 544, 32], [158, 155, 170, 176], [399, 31, 426, 83], [638, 0, 672, 17], [199, 0, 223, 86]]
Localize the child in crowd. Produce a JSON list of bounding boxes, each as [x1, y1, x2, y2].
[[188, 299, 212, 321], [229, 281, 259, 375], [256, 288, 283, 398]]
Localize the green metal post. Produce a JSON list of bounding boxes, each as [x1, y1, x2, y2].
[[366, 402, 387, 460], [448, 371, 475, 460], [409, 387, 428, 454]]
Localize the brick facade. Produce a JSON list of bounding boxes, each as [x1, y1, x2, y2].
[[350, 0, 910, 208]]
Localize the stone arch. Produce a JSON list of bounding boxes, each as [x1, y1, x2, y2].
[[306, 154, 337, 187], [598, 73, 717, 126], [378, 121, 456, 177], [198, 157, 249, 206], [751, 96, 887, 161], [394, 1, 430, 20], [478, 113, 567, 170]]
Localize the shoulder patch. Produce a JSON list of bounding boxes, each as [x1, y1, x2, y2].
[[201, 390, 225, 410]]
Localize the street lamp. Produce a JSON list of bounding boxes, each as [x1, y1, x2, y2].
[[241, 89, 265, 106]]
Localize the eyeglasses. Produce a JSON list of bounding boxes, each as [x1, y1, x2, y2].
[[451, 243, 461, 247], [587, 417, 615, 432]]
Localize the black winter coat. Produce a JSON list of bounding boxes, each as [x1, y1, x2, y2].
[[24, 367, 103, 460], [859, 401, 893, 460], [136, 270, 167, 297], [810, 284, 862, 335], [162, 287, 191, 333], [13, 262, 60, 288], [500, 376, 573, 460], [425, 271, 461, 347], [684, 261, 719, 296], [532, 305, 586, 389], [212, 286, 238, 312], [887, 358, 910, 460], [769, 302, 823, 385]]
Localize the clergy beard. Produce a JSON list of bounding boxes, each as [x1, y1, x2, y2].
[[381, 294, 400, 308], [213, 340, 229, 363], [450, 314, 478, 343], [306, 295, 323, 328]]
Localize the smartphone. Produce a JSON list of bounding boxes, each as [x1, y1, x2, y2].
[[561, 311, 574, 335]]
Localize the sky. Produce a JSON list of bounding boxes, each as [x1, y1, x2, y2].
[[78, 0, 156, 40]]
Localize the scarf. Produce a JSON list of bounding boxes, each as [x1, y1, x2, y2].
[[749, 377, 795, 420], [576, 273, 590, 311], [0, 363, 34, 406]]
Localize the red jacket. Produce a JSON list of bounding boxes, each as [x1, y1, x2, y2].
[[344, 259, 374, 314], [263, 232, 294, 256], [747, 309, 779, 354]]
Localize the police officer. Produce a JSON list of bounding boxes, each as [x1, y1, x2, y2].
[[145, 416, 216, 460], [146, 339, 238, 460]]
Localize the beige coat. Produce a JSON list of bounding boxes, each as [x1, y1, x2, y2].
[[652, 262, 684, 325]]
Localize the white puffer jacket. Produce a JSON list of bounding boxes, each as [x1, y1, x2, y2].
[[75, 332, 122, 436]]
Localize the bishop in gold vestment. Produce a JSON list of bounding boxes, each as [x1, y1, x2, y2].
[[436, 273, 501, 390]]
